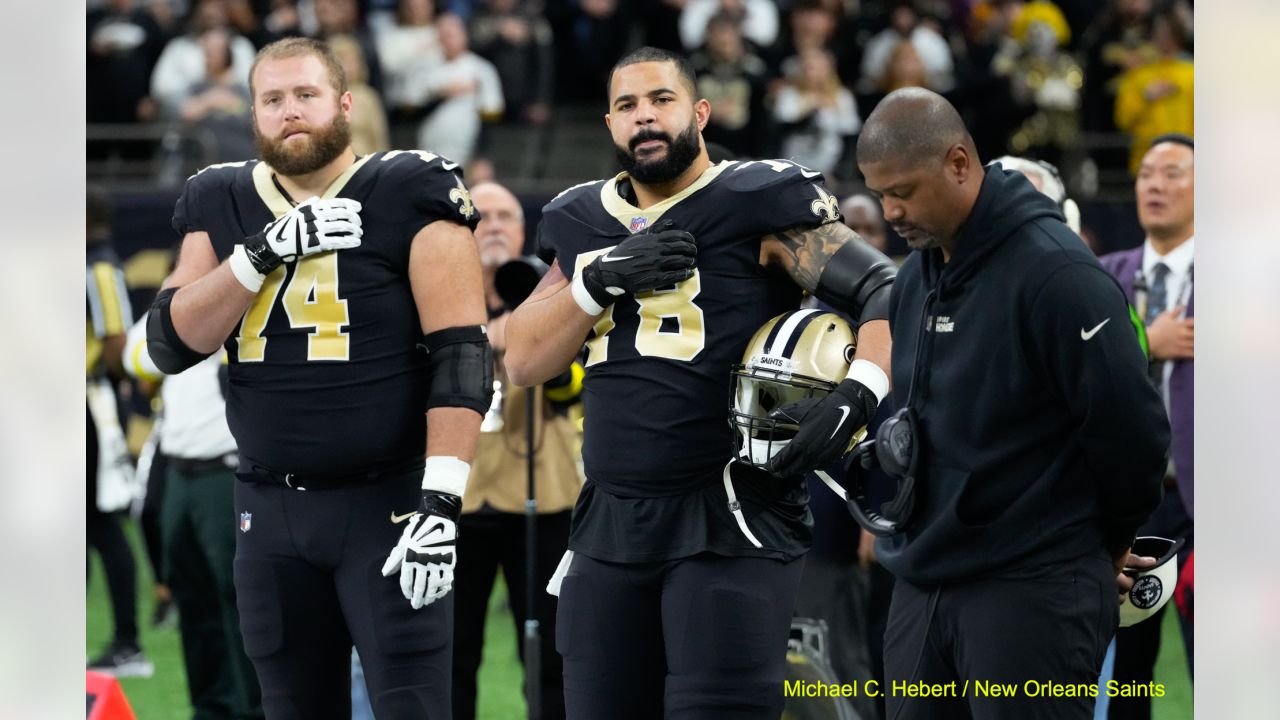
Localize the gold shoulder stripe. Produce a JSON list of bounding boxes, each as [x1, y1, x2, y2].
[[598, 161, 731, 232], [253, 155, 373, 218]]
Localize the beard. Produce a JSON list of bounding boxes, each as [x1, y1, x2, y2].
[[614, 119, 702, 185], [256, 111, 351, 176], [479, 240, 514, 268], [904, 233, 942, 252]]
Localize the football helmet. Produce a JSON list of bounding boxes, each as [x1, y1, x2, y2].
[[730, 309, 860, 468]]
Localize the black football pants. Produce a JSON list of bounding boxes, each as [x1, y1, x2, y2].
[[557, 551, 804, 719], [233, 470, 452, 720], [883, 550, 1116, 720]]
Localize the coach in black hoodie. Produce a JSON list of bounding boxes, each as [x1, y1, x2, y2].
[[856, 89, 1170, 720]]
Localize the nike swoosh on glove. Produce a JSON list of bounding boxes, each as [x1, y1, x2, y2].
[[766, 378, 879, 478], [380, 492, 461, 609], [578, 219, 697, 308]]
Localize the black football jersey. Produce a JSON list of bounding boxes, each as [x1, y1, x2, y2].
[[172, 151, 479, 474], [537, 159, 844, 497]]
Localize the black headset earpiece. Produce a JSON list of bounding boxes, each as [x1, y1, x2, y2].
[[845, 407, 921, 537]]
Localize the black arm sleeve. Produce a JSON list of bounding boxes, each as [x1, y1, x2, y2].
[[814, 240, 897, 324], [421, 326, 495, 416], [145, 288, 213, 374]]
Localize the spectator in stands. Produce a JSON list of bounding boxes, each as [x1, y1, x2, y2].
[[225, 0, 299, 47], [770, 0, 843, 82], [313, 0, 385, 95], [880, 41, 928, 92], [558, 0, 630, 102], [993, 8, 1084, 167], [415, 13, 504, 165], [679, 0, 778, 52], [176, 28, 256, 162], [859, 1, 954, 94], [88, 0, 166, 127], [1079, 0, 1155, 173], [151, 0, 258, 118], [375, 0, 444, 117], [1114, 5, 1193, 175], [263, 0, 305, 40], [773, 48, 860, 177], [469, 0, 555, 125], [328, 33, 391, 154], [690, 11, 771, 159], [840, 193, 889, 254], [86, 186, 152, 679], [452, 181, 582, 720], [636, 0, 685, 52]]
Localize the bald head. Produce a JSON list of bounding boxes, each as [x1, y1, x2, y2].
[[471, 182, 525, 270], [856, 88, 984, 256], [857, 88, 976, 168]]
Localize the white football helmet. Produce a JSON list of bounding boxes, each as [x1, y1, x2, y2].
[[730, 309, 858, 468]]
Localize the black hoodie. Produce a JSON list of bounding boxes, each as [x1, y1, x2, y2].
[[877, 166, 1170, 586]]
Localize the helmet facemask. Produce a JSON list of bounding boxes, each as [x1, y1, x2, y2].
[[730, 361, 838, 468]]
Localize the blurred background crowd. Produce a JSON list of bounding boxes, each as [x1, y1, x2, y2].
[[88, 0, 1193, 256]]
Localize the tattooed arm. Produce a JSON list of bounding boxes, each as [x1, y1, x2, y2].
[[759, 220, 894, 374]]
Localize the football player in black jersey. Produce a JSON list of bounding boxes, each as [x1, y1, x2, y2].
[[144, 38, 491, 719], [504, 47, 897, 719]]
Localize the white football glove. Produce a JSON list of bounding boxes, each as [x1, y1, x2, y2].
[[380, 492, 461, 609], [243, 196, 363, 274]]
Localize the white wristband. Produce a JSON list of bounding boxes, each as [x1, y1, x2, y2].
[[570, 273, 606, 316], [846, 359, 890, 404], [229, 245, 267, 292], [123, 316, 163, 381], [422, 456, 470, 497]]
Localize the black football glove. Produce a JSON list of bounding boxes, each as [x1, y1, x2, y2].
[[243, 196, 363, 275], [766, 378, 879, 478], [579, 219, 697, 308]]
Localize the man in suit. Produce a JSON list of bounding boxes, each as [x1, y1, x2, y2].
[[1098, 133, 1195, 720]]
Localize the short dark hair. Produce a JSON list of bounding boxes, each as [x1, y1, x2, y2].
[[857, 87, 975, 168], [1150, 133, 1193, 151], [608, 46, 697, 101]]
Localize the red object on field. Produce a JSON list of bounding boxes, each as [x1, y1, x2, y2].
[[86, 671, 136, 720], [1174, 549, 1194, 621]]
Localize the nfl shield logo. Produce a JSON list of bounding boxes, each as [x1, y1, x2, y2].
[[629, 216, 648, 233], [239, 511, 252, 533]]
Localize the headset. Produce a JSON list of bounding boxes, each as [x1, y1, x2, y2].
[[841, 288, 936, 537]]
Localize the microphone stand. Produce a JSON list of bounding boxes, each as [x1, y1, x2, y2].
[[523, 386, 541, 720]]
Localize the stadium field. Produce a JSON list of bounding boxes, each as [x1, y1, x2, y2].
[[87, 520, 1190, 719]]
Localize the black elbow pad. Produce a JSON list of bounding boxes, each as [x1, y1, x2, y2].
[[421, 325, 495, 416], [815, 241, 896, 324], [146, 288, 212, 374]]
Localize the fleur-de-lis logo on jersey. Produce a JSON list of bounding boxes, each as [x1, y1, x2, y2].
[[810, 185, 841, 223], [450, 177, 476, 220]]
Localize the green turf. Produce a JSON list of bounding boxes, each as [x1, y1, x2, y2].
[[89, 522, 1193, 718], [86, 520, 529, 718], [1152, 605, 1194, 720]]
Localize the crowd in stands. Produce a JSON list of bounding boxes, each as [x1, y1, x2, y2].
[[88, 0, 1193, 202]]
